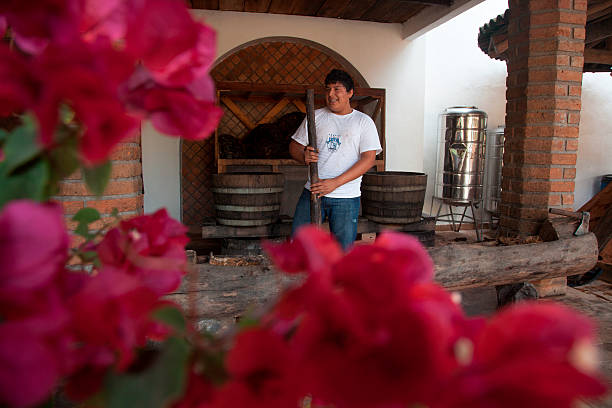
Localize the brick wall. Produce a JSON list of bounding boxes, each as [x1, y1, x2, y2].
[[53, 133, 144, 246], [500, 0, 586, 236]]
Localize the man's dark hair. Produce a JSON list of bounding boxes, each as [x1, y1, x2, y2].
[[325, 69, 354, 92]]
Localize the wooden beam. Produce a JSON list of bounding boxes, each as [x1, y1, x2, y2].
[[587, 0, 612, 20], [191, 0, 219, 8], [258, 98, 290, 124], [586, 17, 612, 44], [220, 97, 256, 130], [268, 0, 293, 13], [316, 0, 352, 18], [218, 0, 244, 11], [244, 0, 270, 12], [292, 99, 307, 113], [341, 0, 377, 20], [397, 0, 452, 5], [584, 48, 612, 65], [401, 0, 485, 40]]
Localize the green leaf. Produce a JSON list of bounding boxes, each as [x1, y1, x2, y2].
[[48, 133, 79, 181], [74, 222, 91, 239], [0, 158, 49, 208], [104, 337, 190, 408], [83, 161, 111, 197], [152, 306, 187, 333], [0, 115, 41, 175], [73, 207, 101, 224]]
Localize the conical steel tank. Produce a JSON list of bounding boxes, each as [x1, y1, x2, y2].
[[484, 126, 505, 214], [435, 106, 487, 203]]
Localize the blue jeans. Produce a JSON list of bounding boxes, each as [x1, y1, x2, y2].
[[292, 189, 360, 250]]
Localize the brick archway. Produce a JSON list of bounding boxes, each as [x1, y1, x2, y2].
[[181, 37, 368, 226]]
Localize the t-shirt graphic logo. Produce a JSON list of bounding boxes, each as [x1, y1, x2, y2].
[[326, 134, 341, 152]]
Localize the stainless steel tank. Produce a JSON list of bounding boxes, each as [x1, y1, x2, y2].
[[484, 126, 505, 214], [435, 106, 487, 203]]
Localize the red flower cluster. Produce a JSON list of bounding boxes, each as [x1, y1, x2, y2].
[[0, 201, 188, 407], [97, 208, 190, 294], [254, 226, 607, 408], [0, 0, 222, 164]]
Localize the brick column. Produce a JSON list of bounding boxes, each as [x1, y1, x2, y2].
[[500, 0, 586, 236], [54, 134, 144, 246]]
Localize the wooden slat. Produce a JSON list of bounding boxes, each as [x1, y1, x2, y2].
[[317, 0, 352, 17], [219, 0, 244, 11], [587, 0, 612, 20], [586, 17, 612, 44], [191, 0, 219, 8], [258, 98, 290, 124], [341, 0, 377, 19], [244, 0, 270, 12], [360, 0, 422, 23], [397, 0, 451, 5], [220, 97, 256, 130], [584, 48, 612, 65], [268, 0, 294, 13], [290, 0, 326, 15], [292, 99, 307, 113]]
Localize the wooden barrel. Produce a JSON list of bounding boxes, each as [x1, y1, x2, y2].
[[212, 172, 284, 226], [361, 171, 428, 224]]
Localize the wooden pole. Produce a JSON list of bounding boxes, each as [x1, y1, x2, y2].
[[306, 89, 322, 225]]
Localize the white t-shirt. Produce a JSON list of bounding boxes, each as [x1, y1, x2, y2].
[[292, 107, 382, 198]]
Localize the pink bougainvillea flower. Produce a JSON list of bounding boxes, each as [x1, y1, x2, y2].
[[172, 364, 216, 408], [212, 327, 301, 408], [266, 230, 472, 407], [32, 38, 139, 161], [0, 200, 69, 295], [0, 0, 81, 54], [125, 0, 216, 87], [121, 66, 222, 141], [79, 0, 129, 42], [264, 225, 343, 275], [433, 302, 608, 408], [0, 325, 60, 407], [0, 16, 6, 37], [69, 268, 163, 370], [97, 209, 189, 294], [0, 45, 41, 116]]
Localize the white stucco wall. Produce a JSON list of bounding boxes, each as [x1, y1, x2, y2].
[[576, 74, 612, 208], [142, 10, 427, 221], [141, 0, 611, 220], [422, 0, 508, 215]]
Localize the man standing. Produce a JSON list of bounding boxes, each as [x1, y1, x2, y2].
[[289, 69, 382, 249]]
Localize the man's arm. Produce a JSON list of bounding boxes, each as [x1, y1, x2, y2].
[[290, 140, 319, 164], [309, 150, 376, 197]]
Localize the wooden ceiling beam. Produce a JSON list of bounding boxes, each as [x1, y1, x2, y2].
[[316, 0, 352, 18], [587, 0, 612, 20], [586, 17, 612, 44], [340, 0, 377, 20], [191, 0, 219, 8], [218, 0, 244, 11], [268, 0, 293, 14], [584, 48, 612, 65], [244, 0, 271, 12], [397, 0, 452, 5]]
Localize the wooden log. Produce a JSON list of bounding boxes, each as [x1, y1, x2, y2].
[[170, 234, 598, 331], [432, 233, 598, 291]]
